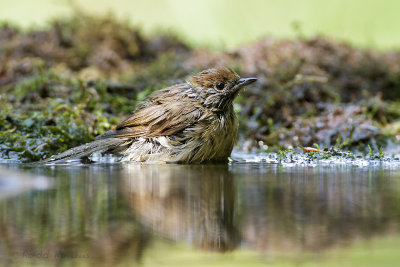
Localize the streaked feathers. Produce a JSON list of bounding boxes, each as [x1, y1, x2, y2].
[[40, 68, 255, 164]]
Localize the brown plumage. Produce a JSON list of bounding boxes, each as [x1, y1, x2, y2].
[[41, 68, 257, 163]]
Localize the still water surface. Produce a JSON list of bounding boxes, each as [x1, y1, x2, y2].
[[1, 153, 400, 266]]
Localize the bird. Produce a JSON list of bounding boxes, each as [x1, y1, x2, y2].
[[41, 68, 257, 163]]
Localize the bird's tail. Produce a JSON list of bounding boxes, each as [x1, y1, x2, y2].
[[39, 137, 127, 164]]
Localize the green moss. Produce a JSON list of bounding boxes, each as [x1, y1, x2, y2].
[[0, 105, 95, 161], [0, 68, 127, 161], [1, 13, 399, 162]]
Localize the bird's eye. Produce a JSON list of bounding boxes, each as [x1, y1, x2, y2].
[[216, 82, 225, 90]]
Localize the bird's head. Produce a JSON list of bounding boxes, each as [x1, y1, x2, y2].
[[188, 68, 257, 111]]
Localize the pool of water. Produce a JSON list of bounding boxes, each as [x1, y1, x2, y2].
[[1, 152, 400, 266]]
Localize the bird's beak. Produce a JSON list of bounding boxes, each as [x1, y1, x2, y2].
[[228, 77, 257, 100], [236, 77, 257, 88]]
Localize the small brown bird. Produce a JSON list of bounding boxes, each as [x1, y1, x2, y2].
[[42, 68, 256, 163]]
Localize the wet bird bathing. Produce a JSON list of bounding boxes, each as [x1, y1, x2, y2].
[[1, 13, 400, 266], [1, 14, 400, 162]]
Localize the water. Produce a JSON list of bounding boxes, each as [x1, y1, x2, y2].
[[1, 152, 400, 266]]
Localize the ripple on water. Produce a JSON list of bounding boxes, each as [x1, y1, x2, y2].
[[230, 150, 400, 168]]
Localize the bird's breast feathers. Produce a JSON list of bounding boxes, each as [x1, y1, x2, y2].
[[121, 107, 238, 163]]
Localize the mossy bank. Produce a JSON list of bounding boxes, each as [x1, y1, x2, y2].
[[1, 14, 399, 162]]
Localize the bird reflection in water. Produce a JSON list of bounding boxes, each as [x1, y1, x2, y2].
[[121, 163, 240, 252], [1, 164, 400, 266]]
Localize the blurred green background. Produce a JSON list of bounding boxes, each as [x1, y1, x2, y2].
[[0, 0, 399, 50]]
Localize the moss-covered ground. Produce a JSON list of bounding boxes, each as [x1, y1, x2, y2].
[[1, 13, 399, 162]]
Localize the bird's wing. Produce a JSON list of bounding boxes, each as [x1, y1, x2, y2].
[[104, 85, 204, 138]]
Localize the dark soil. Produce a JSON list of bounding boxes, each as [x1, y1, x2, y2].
[[1, 14, 399, 161]]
